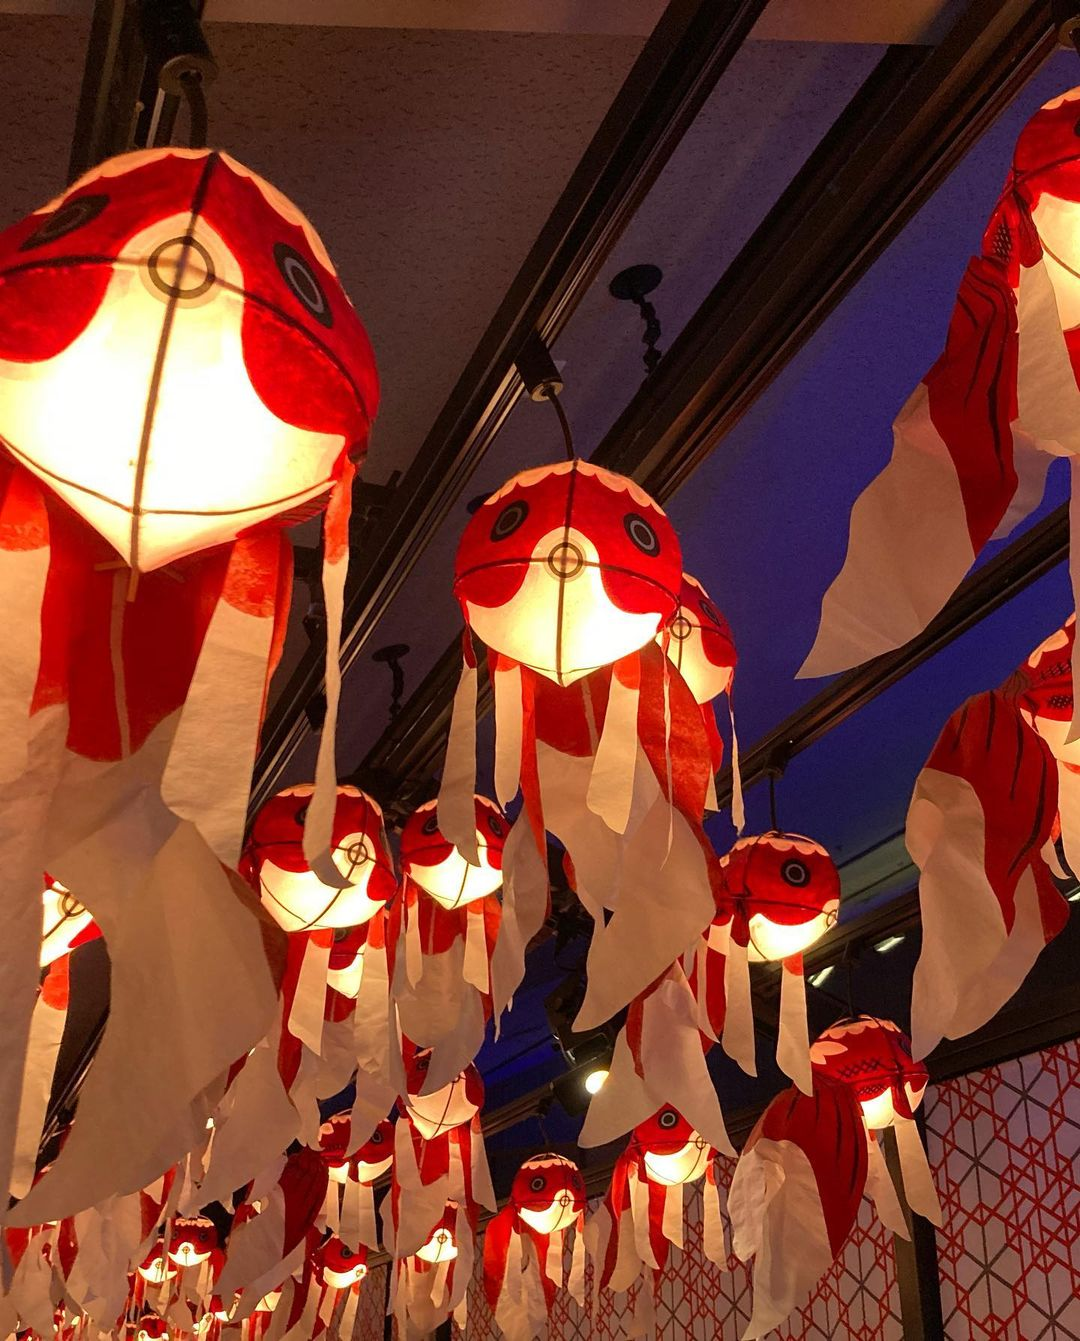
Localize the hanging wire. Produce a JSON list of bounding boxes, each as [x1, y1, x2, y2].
[[768, 769, 780, 832], [543, 385, 576, 462], [179, 71, 209, 149]]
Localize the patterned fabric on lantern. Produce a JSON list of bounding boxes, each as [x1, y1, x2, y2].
[[659, 573, 742, 824], [589, 1107, 725, 1330], [702, 831, 840, 1093], [803, 84, 1080, 747], [484, 1156, 587, 1341], [0, 146, 378, 1224], [443, 459, 723, 1046], [389, 797, 505, 1093], [389, 1048, 494, 1264]]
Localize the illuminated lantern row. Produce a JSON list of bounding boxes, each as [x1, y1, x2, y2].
[[388, 796, 505, 1093], [439, 460, 730, 1041], [589, 1107, 725, 1330], [907, 670, 1068, 1062], [703, 831, 841, 1093], [0, 144, 378, 1225], [483, 1155, 587, 1341], [802, 83, 1080, 731], [387, 1048, 494, 1271], [731, 1017, 940, 1338]]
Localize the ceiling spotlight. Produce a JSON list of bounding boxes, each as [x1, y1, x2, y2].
[[584, 1068, 609, 1096], [1067, 884, 1080, 902], [807, 965, 835, 988], [873, 934, 905, 954]]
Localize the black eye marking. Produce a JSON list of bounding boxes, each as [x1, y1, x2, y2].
[[20, 194, 109, 250], [624, 513, 660, 556], [490, 500, 528, 541], [658, 1109, 678, 1129], [700, 597, 723, 627], [274, 243, 332, 328], [529, 1175, 546, 1192], [488, 814, 505, 837], [781, 859, 810, 887], [421, 814, 440, 836]]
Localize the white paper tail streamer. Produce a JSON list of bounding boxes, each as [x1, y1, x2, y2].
[[702, 1167, 727, 1267], [463, 905, 490, 995], [728, 698, 745, 833], [288, 932, 332, 1055], [722, 936, 756, 1078], [437, 647, 480, 864], [490, 819, 549, 1024], [0, 477, 49, 788], [1069, 460, 1080, 743], [339, 1283, 360, 1341], [865, 1133, 908, 1240], [776, 955, 811, 1095], [629, 1173, 658, 1271], [628, 1276, 656, 1339], [10, 961, 68, 1199], [160, 558, 276, 867], [568, 1220, 585, 1304], [893, 1116, 942, 1226], [586, 661, 639, 835], [800, 379, 977, 679], [470, 1116, 497, 1213], [661, 1183, 683, 1250], [730, 1141, 832, 1340], [493, 660, 524, 808], [303, 469, 353, 890]]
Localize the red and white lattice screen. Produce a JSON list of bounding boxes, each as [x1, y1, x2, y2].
[[350, 1040, 1078, 1339]]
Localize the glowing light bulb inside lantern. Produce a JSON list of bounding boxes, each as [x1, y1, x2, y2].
[[0, 148, 378, 576], [512, 1155, 586, 1235], [810, 1017, 929, 1131], [244, 785, 394, 932], [40, 878, 94, 968], [454, 461, 682, 685], [404, 1053, 483, 1138], [399, 797, 507, 910]]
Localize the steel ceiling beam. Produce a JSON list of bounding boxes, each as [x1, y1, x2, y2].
[[354, 0, 1059, 812], [250, 0, 774, 811]]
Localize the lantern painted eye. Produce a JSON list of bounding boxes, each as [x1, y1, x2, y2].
[[658, 1109, 678, 1129], [416, 1054, 430, 1071], [339, 1245, 354, 1260], [624, 513, 660, 557], [274, 243, 332, 328], [370, 1129, 383, 1144], [20, 193, 109, 250], [700, 597, 722, 627], [490, 501, 528, 541], [488, 814, 505, 837], [422, 814, 440, 836], [781, 859, 810, 887], [529, 1175, 546, 1193], [294, 804, 309, 827]]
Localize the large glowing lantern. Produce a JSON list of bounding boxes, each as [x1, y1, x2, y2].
[[318, 1237, 368, 1289], [167, 1215, 219, 1267], [511, 1154, 585, 1234], [708, 831, 840, 1094], [802, 83, 1080, 732], [402, 1051, 483, 1139], [810, 1017, 928, 1130], [243, 785, 395, 931], [455, 460, 681, 684], [0, 148, 376, 572], [399, 796, 506, 908]]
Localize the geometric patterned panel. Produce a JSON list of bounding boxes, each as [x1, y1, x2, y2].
[[924, 1040, 1080, 1341]]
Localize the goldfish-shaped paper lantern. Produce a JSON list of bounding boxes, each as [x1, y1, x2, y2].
[[390, 1202, 472, 1338], [389, 797, 505, 1091], [589, 1107, 726, 1330], [335, 1119, 394, 1252], [660, 573, 742, 823], [244, 786, 395, 933], [388, 1049, 494, 1262], [907, 683, 1067, 1060], [702, 831, 840, 1093], [1, 145, 378, 1225], [135, 1314, 170, 1341], [442, 461, 721, 1040], [168, 1216, 219, 1269], [802, 84, 1080, 734], [484, 1155, 587, 1341]]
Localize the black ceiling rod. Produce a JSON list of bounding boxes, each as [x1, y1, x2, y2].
[[352, 0, 1057, 813], [249, 0, 774, 813]]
